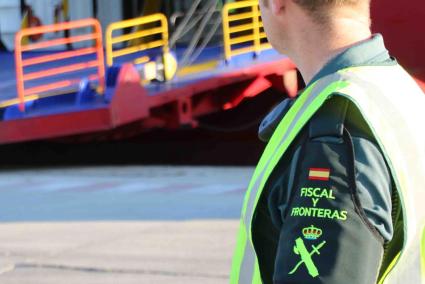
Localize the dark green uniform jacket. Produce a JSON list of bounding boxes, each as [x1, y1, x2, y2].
[[255, 34, 395, 284]]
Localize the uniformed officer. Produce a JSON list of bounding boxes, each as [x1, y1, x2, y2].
[[230, 0, 425, 284]]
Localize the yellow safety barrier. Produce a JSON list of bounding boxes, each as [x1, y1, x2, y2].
[[222, 1, 272, 61], [106, 13, 169, 67]]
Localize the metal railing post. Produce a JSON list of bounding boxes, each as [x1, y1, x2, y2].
[[14, 18, 106, 112]]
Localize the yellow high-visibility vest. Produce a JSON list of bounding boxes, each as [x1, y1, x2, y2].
[[230, 64, 425, 284]]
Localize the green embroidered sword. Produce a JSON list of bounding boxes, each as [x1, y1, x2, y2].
[[289, 237, 327, 278]]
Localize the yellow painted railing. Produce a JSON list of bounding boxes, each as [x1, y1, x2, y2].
[[15, 18, 105, 111], [105, 13, 169, 67], [222, 1, 271, 61]]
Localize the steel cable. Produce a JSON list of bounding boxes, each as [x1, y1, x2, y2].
[[179, 0, 219, 67]]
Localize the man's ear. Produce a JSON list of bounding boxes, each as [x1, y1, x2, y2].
[[270, 0, 286, 15]]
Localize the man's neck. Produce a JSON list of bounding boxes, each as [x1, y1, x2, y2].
[[289, 18, 372, 84]]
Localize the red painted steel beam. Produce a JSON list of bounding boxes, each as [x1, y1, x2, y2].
[[0, 58, 296, 145], [0, 109, 111, 144]]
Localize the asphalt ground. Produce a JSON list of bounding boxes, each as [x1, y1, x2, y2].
[[0, 84, 285, 283], [0, 166, 253, 283]]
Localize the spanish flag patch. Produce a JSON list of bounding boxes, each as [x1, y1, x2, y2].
[[308, 168, 330, 181]]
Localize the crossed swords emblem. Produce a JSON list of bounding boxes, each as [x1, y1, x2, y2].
[[289, 237, 327, 278]]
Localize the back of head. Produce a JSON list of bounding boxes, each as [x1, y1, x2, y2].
[[293, 0, 371, 24], [259, 0, 373, 82]]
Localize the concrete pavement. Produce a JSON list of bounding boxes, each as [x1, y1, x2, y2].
[[0, 166, 253, 283], [0, 221, 238, 284]]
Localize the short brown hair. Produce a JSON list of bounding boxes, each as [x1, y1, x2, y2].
[[295, 0, 370, 23], [262, 0, 370, 24], [293, 0, 362, 11]]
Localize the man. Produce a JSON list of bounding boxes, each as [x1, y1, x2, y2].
[[230, 0, 425, 284]]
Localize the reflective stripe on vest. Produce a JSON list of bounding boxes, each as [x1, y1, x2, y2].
[[421, 226, 425, 278], [230, 65, 425, 284]]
